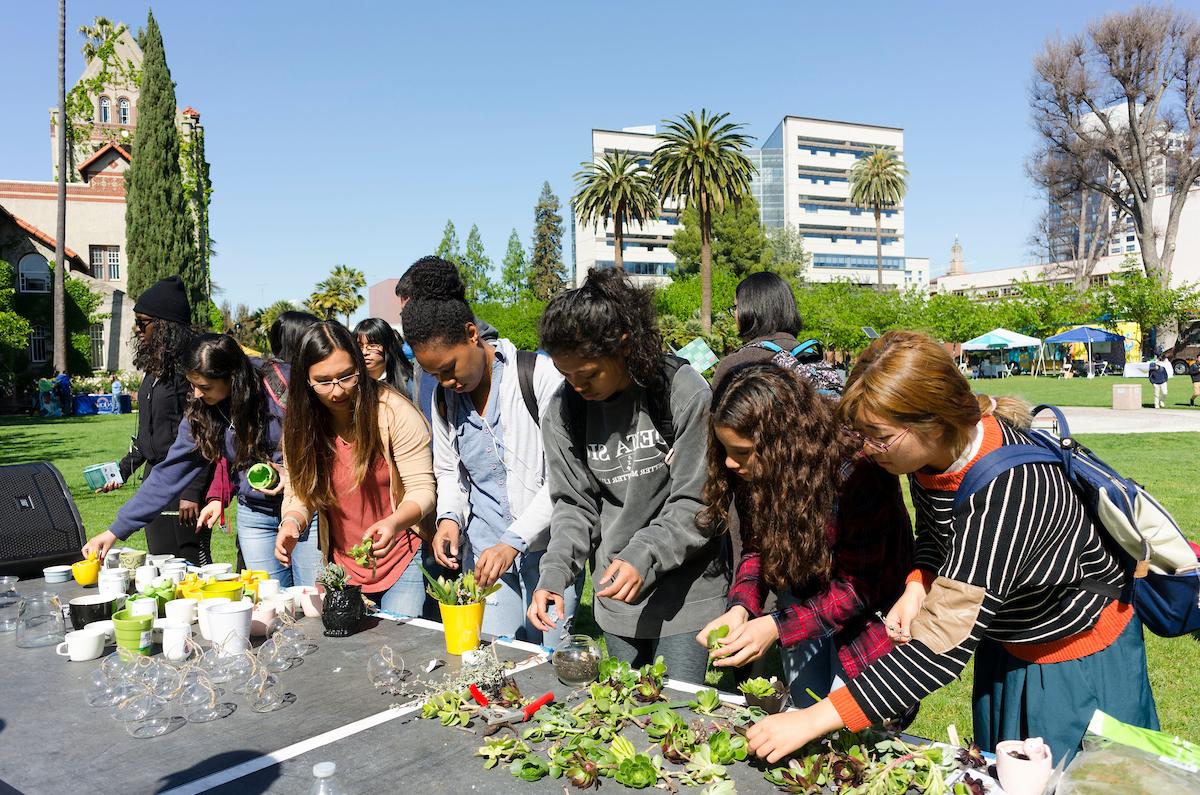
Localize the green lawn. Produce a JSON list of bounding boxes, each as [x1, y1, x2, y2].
[[972, 374, 1200, 410], [4, 414, 1198, 743]]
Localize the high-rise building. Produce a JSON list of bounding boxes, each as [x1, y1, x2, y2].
[[572, 116, 928, 289]]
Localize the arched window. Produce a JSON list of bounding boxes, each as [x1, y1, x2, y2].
[[18, 253, 50, 293], [118, 98, 130, 125], [99, 96, 111, 123]]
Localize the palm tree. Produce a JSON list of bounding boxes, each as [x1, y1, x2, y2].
[[652, 110, 755, 333], [572, 151, 659, 272], [79, 16, 124, 61], [848, 148, 909, 289], [53, 0, 67, 372], [307, 265, 366, 325]]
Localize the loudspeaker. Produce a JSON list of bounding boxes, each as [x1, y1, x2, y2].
[[0, 463, 87, 577]]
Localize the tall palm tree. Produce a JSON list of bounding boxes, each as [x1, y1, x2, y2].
[[652, 110, 755, 333], [329, 264, 366, 325], [572, 151, 659, 272], [53, 0, 67, 372], [848, 148, 909, 289]]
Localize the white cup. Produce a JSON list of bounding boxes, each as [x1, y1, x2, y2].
[[256, 579, 282, 601], [266, 593, 295, 618], [134, 564, 158, 591], [55, 629, 105, 662], [98, 579, 127, 600], [146, 554, 174, 567], [84, 619, 115, 644], [160, 620, 192, 662], [128, 597, 158, 618], [199, 563, 233, 578], [197, 597, 231, 641], [159, 567, 186, 585], [165, 598, 198, 624], [207, 600, 253, 656]]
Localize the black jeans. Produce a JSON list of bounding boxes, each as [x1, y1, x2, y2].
[[144, 513, 211, 566], [603, 630, 711, 685]]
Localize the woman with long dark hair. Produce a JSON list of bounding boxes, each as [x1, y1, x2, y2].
[[354, 317, 413, 396], [83, 335, 320, 585], [527, 268, 729, 681], [275, 322, 435, 615], [694, 363, 912, 705], [269, 311, 320, 367], [745, 331, 1157, 766], [94, 276, 208, 564], [402, 258, 576, 644]]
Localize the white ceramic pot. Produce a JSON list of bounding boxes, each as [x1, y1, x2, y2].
[[160, 620, 192, 662], [206, 600, 253, 656], [165, 598, 198, 624], [199, 563, 233, 578], [134, 565, 158, 592], [127, 596, 158, 618], [256, 579, 282, 601], [197, 597, 232, 641], [286, 586, 323, 618], [265, 594, 295, 619]]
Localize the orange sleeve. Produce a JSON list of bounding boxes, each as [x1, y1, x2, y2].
[[829, 687, 872, 733], [906, 568, 935, 590]]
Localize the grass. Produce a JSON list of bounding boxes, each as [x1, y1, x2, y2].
[[972, 374, 1200, 410], [5, 414, 1199, 742]]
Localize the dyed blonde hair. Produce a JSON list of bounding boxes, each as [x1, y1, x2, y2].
[[837, 331, 1031, 456]]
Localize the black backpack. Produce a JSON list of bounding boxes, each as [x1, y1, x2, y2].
[[560, 354, 686, 463], [435, 349, 540, 425]]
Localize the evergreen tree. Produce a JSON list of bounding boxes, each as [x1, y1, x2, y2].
[[499, 229, 528, 304], [529, 182, 566, 301], [124, 11, 201, 320], [461, 224, 494, 303], [668, 196, 767, 278], [435, 220, 462, 266]]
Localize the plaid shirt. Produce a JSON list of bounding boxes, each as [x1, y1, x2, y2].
[[727, 457, 913, 680]]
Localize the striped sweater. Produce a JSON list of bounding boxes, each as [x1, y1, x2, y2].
[[830, 415, 1125, 729]]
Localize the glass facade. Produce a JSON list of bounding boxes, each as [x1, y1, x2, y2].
[[596, 260, 674, 277], [811, 254, 905, 271], [747, 122, 786, 229]]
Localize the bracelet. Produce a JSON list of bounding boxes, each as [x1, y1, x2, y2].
[[280, 516, 303, 534]]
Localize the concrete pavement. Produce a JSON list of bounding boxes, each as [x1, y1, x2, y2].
[[1051, 406, 1200, 434]]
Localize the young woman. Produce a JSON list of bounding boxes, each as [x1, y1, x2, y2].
[[354, 317, 413, 397], [401, 260, 576, 644], [711, 271, 816, 391], [694, 363, 912, 705], [527, 268, 729, 682], [275, 321, 435, 616], [746, 331, 1158, 766], [95, 276, 209, 564], [82, 334, 319, 585], [268, 311, 321, 369]]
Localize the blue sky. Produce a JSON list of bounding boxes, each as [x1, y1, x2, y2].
[[1, 0, 1143, 313]]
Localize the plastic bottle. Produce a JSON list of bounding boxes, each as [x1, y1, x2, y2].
[[308, 762, 343, 795]]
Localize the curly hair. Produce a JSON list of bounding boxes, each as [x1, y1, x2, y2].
[[183, 334, 272, 472], [396, 256, 476, 349], [132, 318, 196, 379], [539, 268, 664, 389], [697, 363, 857, 592]]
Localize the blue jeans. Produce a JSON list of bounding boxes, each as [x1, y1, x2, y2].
[[365, 553, 426, 617], [459, 545, 581, 648], [777, 590, 844, 707], [236, 502, 320, 588]]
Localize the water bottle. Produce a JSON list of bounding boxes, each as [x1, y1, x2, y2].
[[0, 577, 19, 632], [308, 762, 343, 795]]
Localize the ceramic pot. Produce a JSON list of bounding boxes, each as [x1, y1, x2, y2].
[[321, 586, 364, 637], [207, 600, 253, 655]]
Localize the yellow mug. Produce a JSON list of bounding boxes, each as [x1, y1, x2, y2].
[[71, 556, 101, 586]]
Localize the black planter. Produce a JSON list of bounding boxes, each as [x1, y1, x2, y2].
[[321, 585, 364, 637], [743, 681, 789, 714]]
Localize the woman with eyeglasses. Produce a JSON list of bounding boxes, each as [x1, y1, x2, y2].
[[275, 321, 435, 616], [694, 363, 912, 707], [745, 331, 1157, 767], [401, 257, 578, 644], [353, 317, 413, 398], [94, 276, 211, 564]]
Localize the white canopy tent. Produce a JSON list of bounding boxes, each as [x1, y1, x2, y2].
[[960, 329, 1043, 376]]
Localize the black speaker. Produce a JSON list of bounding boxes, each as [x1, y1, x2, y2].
[[0, 463, 87, 577]]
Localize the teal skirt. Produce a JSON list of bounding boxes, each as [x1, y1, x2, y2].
[[972, 614, 1159, 765]]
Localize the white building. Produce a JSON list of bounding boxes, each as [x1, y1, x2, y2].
[[572, 116, 928, 290]]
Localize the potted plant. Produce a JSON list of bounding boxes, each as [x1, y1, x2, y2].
[[316, 563, 364, 637], [420, 565, 501, 655], [737, 676, 788, 714]]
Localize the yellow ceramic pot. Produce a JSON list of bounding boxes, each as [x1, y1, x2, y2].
[[200, 580, 244, 601], [439, 601, 485, 655], [71, 556, 101, 586]]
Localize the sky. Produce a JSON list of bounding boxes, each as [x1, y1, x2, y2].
[[0, 0, 1148, 315]]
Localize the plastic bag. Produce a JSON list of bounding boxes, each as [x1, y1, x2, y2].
[[1086, 709, 1200, 769], [1057, 740, 1200, 794]]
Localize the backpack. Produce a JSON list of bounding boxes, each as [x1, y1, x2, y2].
[[955, 404, 1200, 637], [561, 354, 686, 461], [435, 349, 540, 425], [748, 339, 845, 397], [261, 360, 289, 411]]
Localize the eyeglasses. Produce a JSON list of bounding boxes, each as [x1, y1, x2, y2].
[[308, 372, 360, 395], [359, 343, 384, 354], [133, 316, 153, 331], [843, 425, 910, 453]]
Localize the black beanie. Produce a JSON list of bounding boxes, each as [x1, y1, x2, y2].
[[133, 276, 191, 324]]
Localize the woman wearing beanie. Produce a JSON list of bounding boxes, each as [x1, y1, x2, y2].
[[97, 276, 214, 565]]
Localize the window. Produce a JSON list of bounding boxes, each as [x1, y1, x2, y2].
[[107, 246, 120, 280], [18, 253, 50, 293], [90, 323, 105, 369], [99, 96, 111, 123], [118, 98, 130, 125], [87, 246, 120, 279], [89, 246, 105, 278], [28, 326, 47, 364]]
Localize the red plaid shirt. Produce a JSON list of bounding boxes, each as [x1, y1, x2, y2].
[[727, 457, 913, 680]]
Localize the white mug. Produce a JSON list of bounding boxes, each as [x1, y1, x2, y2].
[[266, 594, 295, 618], [128, 597, 158, 618], [160, 620, 192, 662], [159, 568, 185, 585], [84, 619, 115, 644], [134, 564, 158, 591], [256, 579, 282, 601], [55, 629, 105, 662], [98, 579, 127, 600], [165, 598, 198, 624]]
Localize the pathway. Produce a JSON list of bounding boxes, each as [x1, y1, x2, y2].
[[1054, 406, 1200, 434]]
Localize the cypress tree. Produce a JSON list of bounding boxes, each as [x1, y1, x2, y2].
[[529, 182, 566, 300], [461, 224, 493, 303], [125, 11, 199, 319], [499, 229, 527, 304]]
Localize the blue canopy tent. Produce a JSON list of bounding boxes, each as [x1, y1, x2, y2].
[[1044, 326, 1126, 378]]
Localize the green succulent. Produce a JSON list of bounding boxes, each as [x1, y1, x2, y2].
[[509, 755, 550, 782], [690, 687, 723, 716], [614, 753, 659, 789]]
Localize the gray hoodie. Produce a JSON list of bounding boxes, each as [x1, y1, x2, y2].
[[536, 364, 730, 638]]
